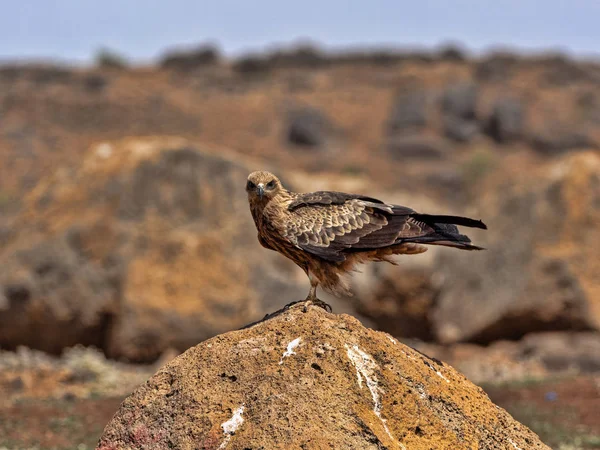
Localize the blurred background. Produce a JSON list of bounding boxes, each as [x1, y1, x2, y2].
[[0, 1, 599, 449]]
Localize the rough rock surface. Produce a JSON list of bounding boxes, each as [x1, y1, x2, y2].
[[285, 106, 333, 148], [97, 306, 549, 450], [385, 90, 429, 134], [433, 152, 600, 343], [485, 98, 525, 144], [440, 82, 480, 143], [0, 137, 326, 361], [348, 152, 600, 345], [0, 234, 117, 354], [441, 83, 478, 120]]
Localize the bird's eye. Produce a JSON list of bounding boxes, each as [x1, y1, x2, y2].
[[246, 180, 256, 190], [266, 180, 276, 190]]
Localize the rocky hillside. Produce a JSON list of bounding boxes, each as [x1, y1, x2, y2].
[[97, 305, 549, 450], [2, 47, 600, 208], [1, 47, 600, 363]]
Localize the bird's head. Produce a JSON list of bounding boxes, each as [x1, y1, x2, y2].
[[246, 171, 283, 202]]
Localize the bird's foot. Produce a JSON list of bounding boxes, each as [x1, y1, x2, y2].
[[283, 299, 333, 313], [283, 300, 303, 310], [302, 298, 332, 313]]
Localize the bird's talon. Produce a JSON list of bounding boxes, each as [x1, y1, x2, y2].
[[283, 300, 303, 310], [304, 298, 332, 313]]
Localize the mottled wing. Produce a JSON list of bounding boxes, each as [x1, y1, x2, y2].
[[283, 192, 429, 262], [288, 191, 385, 210]]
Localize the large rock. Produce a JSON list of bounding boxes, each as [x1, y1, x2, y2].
[[96, 306, 548, 450], [349, 152, 600, 345], [530, 128, 596, 155], [0, 137, 316, 361], [0, 232, 118, 354], [440, 83, 480, 143], [385, 90, 429, 134], [285, 106, 333, 148], [351, 253, 439, 341], [443, 116, 480, 143], [441, 83, 477, 121], [485, 97, 525, 143], [433, 152, 600, 343]]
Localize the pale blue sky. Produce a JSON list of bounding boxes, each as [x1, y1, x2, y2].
[[1, 1, 599, 64]]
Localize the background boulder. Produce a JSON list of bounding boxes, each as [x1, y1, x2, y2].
[[0, 138, 319, 362], [285, 106, 334, 148], [485, 97, 525, 143], [433, 152, 600, 343]]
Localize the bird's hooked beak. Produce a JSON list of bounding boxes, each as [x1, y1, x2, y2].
[[257, 183, 265, 199]]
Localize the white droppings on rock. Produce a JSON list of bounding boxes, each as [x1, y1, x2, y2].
[[218, 405, 245, 449], [508, 438, 522, 450], [386, 335, 398, 345], [222, 405, 245, 434], [401, 349, 414, 360], [279, 337, 302, 365], [435, 370, 450, 383], [345, 344, 394, 441], [423, 359, 450, 383]]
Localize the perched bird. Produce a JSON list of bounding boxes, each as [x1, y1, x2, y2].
[[246, 171, 486, 310]]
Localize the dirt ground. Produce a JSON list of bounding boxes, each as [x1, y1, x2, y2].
[[485, 376, 600, 450], [0, 347, 598, 450], [0, 347, 154, 450], [0, 397, 123, 450]]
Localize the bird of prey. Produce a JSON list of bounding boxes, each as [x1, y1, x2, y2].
[[246, 171, 486, 310]]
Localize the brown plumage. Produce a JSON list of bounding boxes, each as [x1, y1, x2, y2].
[[246, 171, 486, 308]]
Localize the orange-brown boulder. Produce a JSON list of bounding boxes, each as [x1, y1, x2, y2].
[[97, 306, 548, 449], [0, 138, 304, 361], [433, 152, 600, 344]]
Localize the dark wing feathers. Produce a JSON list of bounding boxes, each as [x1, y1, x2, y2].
[[284, 191, 485, 262], [288, 191, 386, 211]]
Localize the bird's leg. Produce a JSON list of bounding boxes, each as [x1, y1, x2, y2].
[[302, 273, 332, 313], [283, 269, 332, 312]]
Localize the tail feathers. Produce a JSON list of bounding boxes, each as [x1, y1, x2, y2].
[[411, 213, 487, 230], [426, 240, 485, 251], [406, 235, 485, 251], [407, 213, 486, 251]]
